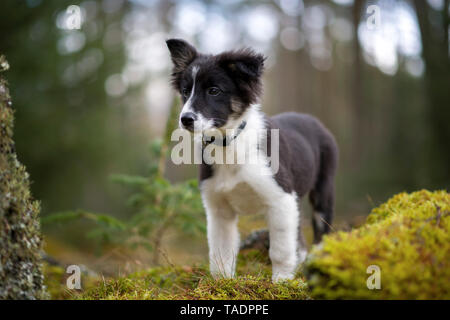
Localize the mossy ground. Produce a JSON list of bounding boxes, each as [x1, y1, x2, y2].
[[305, 190, 450, 299], [44, 249, 311, 300], [44, 190, 449, 300]]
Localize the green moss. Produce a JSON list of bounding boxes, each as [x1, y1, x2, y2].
[[305, 190, 450, 299], [43, 265, 66, 300], [0, 55, 47, 299], [77, 265, 207, 300], [172, 276, 309, 300], [77, 250, 311, 300], [43, 263, 98, 300]]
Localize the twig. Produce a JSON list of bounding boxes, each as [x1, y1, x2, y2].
[[318, 215, 336, 233], [157, 97, 180, 178], [159, 248, 176, 269], [435, 205, 443, 226]]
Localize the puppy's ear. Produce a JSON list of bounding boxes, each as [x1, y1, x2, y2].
[[219, 49, 265, 104], [166, 39, 197, 72], [219, 48, 265, 80]]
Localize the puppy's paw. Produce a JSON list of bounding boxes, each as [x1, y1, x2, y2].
[[272, 272, 294, 283], [210, 270, 235, 280], [297, 249, 308, 265]]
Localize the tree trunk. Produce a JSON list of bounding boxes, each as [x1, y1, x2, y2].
[[0, 55, 47, 299], [413, 0, 450, 187], [351, 0, 364, 165]]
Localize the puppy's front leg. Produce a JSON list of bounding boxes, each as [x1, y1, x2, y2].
[[204, 199, 239, 279], [267, 193, 299, 282]]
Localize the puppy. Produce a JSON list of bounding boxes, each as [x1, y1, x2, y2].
[[166, 39, 338, 282]]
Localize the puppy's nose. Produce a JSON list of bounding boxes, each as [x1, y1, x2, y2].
[[180, 112, 197, 128]]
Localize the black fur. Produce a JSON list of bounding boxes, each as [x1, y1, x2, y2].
[[166, 38, 197, 78]]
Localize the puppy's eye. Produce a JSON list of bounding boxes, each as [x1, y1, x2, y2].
[[182, 87, 190, 98], [207, 87, 221, 96]]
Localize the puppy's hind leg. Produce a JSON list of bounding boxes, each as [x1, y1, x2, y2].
[[310, 141, 338, 244], [267, 192, 299, 282]]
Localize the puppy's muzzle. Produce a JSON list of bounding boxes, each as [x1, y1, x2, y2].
[[180, 112, 197, 131]]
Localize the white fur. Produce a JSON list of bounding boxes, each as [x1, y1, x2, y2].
[[297, 248, 308, 265], [179, 66, 214, 132], [199, 105, 303, 282]]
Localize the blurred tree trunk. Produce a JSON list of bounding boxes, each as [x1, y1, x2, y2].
[[351, 0, 364, 165], [0, 55, 47, 299], [413, 0, 450, 187]]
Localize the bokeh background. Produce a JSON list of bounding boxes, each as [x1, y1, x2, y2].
[[1, 0, 449, 274]]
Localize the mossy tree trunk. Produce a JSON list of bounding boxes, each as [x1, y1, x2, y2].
[[0, 55, 47, 299]]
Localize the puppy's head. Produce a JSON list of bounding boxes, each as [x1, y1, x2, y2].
[[166, 39, 265, 133]]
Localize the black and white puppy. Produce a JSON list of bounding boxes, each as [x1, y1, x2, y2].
[[166, 39, 338, 282]]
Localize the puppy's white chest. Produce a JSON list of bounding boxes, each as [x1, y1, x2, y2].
[[207, 165, 269, 215]]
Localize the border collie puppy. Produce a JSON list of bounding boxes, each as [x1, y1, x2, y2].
[[166, 39, 338, 282]]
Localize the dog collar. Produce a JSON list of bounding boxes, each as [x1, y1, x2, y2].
[[202, 121, 247, 147]]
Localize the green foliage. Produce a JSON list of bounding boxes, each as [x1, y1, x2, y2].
[[0, 56, 47, 299], [305, 190, 450, 299]]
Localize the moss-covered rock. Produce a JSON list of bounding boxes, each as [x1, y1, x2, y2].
[[0, 55, 47, 299], [305, 190, 450, 299]]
